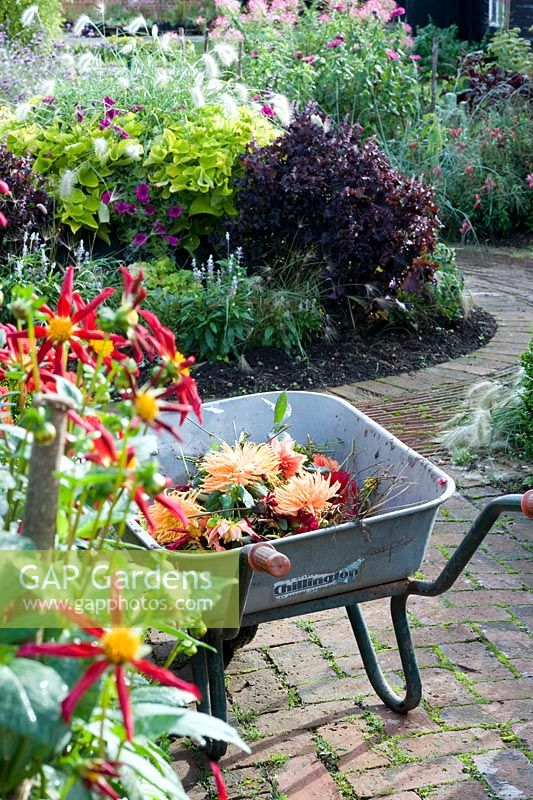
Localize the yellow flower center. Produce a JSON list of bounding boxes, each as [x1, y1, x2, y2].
[[101, 627, 141, 663], [135, 392, 160, 422], [173, 350, 190, 376], [90, 338, 114, 358], [47, 316, 74, 344]]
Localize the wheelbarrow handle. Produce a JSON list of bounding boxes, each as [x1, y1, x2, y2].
[[521, 489, 533, 518], [248, 543, 292, 577]]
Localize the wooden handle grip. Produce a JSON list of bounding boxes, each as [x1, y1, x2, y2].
[[521, 490, 533, 519], [248, 543, 291, 577]]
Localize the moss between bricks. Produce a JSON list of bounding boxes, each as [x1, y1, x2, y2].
[[295, 619, 350, 677], [433, 646, 486, 702], [470, 623, 522, 678], [260, 646, 304, 709]]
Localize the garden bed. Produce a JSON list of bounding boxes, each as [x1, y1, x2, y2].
[[195, 307, 496, 400]]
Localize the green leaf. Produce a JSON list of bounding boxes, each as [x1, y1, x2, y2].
[[168, 708, 251, 751], [274, 392, 288, 426], [54, 376, 83, 409]]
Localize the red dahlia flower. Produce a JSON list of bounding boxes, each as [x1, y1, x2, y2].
[[82, 419, 188, 530], [9, 266, 114, 375], [18, 624, 201, 740], [82, 760, 122, 800]]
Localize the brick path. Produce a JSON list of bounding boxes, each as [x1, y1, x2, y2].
[[173, 247, 533, 800]]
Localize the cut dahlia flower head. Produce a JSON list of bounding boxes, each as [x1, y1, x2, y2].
[[17, 603, 200, 741]]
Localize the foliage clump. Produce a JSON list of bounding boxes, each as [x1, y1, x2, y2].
[[229, 107, 440, 307]]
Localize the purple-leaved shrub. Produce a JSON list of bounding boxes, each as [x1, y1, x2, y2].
[[229, 107, 440, 305]]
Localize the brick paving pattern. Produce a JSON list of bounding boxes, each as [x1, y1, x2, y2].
[[171, 247, 533, 799]]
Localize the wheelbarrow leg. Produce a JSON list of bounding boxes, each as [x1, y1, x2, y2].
[[346, 596, 422, 713], [191, 646, 210, 716], [204, 630, 229, 761]]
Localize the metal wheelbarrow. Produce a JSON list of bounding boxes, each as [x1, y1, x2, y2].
[[125, 391, 533, 760]]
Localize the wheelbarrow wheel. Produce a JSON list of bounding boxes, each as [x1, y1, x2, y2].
[[223, 625, 259, 667], [205, 737, 228, 761]]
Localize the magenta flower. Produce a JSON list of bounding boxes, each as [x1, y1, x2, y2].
[[250, 49, 260, 57], [126, 203, 137, 214], [103, 96, 116, 108], [303, 54, 316, 64], [318, 12, 331, 21], [99, 118, 111, 130], [134, 183, 151, 203], [527, 174, 533, 189], [101, 191, 112, 205], [164, 235, 180, 247], [144, 204, 157, 216], [153, 221, 167, 235], [327, 36, 344, 48], [168, 205, 184, 219], [113, 125, 130, 139], [260, 104, 275, 118], [331, 4, 345, 10], [75, 105, 85, 123], [42, 96, 55, 105], [385, 48, 400, 60], [450, 127, 462, 138], [114, 201, 136, 215], [132, 232, 148, 247], [131, 104, 144, 112], [410, 53, 421, 61], [390, 6, 405, 19], [459, 220, 473, 236]]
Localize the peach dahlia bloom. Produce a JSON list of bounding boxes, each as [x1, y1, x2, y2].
[[274, 471, 341, 518], [150, 490, 204, 545], [313, 453, 340, 471], [271, 435, 306, 479], [201, 441, 280, 493]]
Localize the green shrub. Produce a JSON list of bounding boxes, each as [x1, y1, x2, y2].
[[387, 96, 533, 239], [413, 23, 469, 80], [0, 0, 63, 43], [215, 0, 420, 135], [143, 249, 324, 359], [517, 336, 533, 460], [486, 28, 533, 75]]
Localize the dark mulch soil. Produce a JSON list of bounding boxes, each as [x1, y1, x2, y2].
[[194, 308, 497, 400]]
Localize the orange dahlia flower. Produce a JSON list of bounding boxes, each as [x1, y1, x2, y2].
[[271, 436, 306, 479], [201, 441, 280, 493], [150, 489, 204, 545], [274, 471, 341, 518]]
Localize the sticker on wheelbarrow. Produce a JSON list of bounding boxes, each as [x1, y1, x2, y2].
[[273, 559, 363, 600]]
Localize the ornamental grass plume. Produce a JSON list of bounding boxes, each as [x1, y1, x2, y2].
[[274, 470, 341, 517], [202, 441, 280, 492]]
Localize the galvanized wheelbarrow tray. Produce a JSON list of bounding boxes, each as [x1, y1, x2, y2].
[[126, 391, 533, 760]]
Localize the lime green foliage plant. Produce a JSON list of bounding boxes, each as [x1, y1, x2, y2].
[[0, 0, 63, 44], [0, 44, 277, 253], [487, 27, 533, 75]]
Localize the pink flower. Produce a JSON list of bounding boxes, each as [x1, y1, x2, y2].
[[250, 49, 260, 57], [131, 232, 148, 246], [134, 183, 151, 203], [459, 220, 473, 236], [484, 177, 496, 191], [207, 518, 256, 551], [302, 54, 316, 64], [450, 127, 462, 138], [113, 125, 130, 139], [474, 193, 481, 209], [390, 6, 405, 18], [464, 165, 473, 174], [260, 104, 275, 117], [153, 221, 167, 235], [165, 235, 180, 247], [385, 48, 400, 60], [410, 53, 421, 61], [528, 174, 533, 189], [99, 118, 111, 130], [432, 166, 442, 177], [144, 204, 157, 216], [101, 191, 112, 205], [42, 96, 55, 104], [331, 4, 345, 10], [327, 36, 344, 48], [168, 205, 184, 219], [318, 12, 331, 21]]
